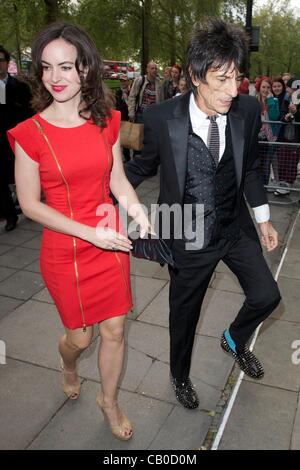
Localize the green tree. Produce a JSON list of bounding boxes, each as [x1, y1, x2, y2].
[[0, 0, 73, 68], [251, 0, 300, 77]]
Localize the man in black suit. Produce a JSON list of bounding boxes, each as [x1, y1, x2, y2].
[[125, 19, 281, 409], [0, 45, 32, 231]]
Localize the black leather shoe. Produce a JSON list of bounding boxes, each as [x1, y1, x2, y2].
[[221, 330, 264, 379], [5, 215, 18, 232], [170, 375, 199, 409]]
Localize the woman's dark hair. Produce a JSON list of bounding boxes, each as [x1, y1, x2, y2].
[[185, 18, 249, 95], [31, 22, 113, 128], [0, 45, 10, 62]]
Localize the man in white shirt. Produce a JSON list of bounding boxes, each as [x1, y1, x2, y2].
[[0, 45, 32, 231], [125, 19, 281, 409]]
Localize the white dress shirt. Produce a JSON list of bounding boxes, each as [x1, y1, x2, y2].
[[0, 75, 7, 104], [189, 93, 270, 223]]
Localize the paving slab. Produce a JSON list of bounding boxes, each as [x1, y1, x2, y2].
[[0, 266, 17, 282], [211, 272, 243, 294], [138, 283, 169, 328], [280, 248, 300, 280], [129, 275, 167, 319], [196, 288, 245, 338], [291, 396, 300, 450], [0, 295, 23, 322], [218, 381, 298, 450], [270, 205, 296, 223], [0, 244, 13, 255], [270, 277, 300, 323], [289, 227, 300, 250], [0, 359, 66, 450], [24, 259, 41, 273], [32, 287, 54, 304], [152, 264, 170, 280], [0, 228, 39, 246], [78, 341, 153, 393], [28, 382, 173, 450], [0, 300, 63, 368], [244, 319, 300, 392], [126, 319, 169, 360], [130, 257, 164, 278], [21, 235, 42, 250], [137, 359, 221, 412], [149, 405, 212, 450], [158, 334, 234, 390], [0, 246, 40, 269], [0, 271, 44, 300], [19, 219, 43, 232], [215, 261, 231, 274]]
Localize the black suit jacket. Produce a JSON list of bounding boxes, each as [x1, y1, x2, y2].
[[125, 91, 266, 244], [0, 74, 32, 181], [0, 74, 32, 130]]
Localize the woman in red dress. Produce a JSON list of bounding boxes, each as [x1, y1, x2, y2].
[[8, 23, 150, 441]]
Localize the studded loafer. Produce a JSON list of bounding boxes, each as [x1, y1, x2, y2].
[[221, 330, 264, 379], [170, 375, 199, 409]]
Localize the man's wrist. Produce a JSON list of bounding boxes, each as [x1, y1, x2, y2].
[[253, 204, 270, 224]]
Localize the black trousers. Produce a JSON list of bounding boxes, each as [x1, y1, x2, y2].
[[169, 230, 281, 381]]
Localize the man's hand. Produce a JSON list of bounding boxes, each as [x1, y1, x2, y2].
[[259, 221, 278, 251]]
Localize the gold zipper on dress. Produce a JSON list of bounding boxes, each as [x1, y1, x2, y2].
[[33, 119, 87, 331]]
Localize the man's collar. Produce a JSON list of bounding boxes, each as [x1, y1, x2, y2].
[[189, 93, 226, 124], [190, 93, 208, 121]]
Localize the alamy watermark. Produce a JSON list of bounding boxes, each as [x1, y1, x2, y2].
[[0, 340, 6, 365], [291, 340, 300, 365], [96, 199, 206, 250]]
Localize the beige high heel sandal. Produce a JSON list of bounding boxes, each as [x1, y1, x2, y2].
[[96, 395, 133, 441], [60, 358, 81, 400]]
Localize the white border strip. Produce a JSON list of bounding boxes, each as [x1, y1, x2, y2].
[[211, 208, 300, 450]]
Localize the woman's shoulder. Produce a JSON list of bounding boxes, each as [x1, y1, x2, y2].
[[10, 114, 40, 135]]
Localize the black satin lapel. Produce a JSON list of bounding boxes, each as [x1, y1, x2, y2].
[[167, 115, 189, 198], [229, 111, 244, 187]]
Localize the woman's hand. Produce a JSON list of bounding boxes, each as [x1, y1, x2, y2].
[[85, 226, 132, 252], [134, 212, 155, 238], [289, 103, 297, 114]]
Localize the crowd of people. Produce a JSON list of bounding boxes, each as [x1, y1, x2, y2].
[[0, 16, 298, 445], [115, 64, 300, 198], [238, 72, 300, 196]]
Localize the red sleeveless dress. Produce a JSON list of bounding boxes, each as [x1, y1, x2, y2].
[[8, 111, 132, 330]]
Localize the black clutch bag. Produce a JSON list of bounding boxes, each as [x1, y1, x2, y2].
[[129, 233, 176, 268]]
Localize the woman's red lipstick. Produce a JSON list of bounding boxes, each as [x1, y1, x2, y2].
[[51, 85, 67, 92]]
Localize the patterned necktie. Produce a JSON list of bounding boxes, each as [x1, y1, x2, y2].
[[207, 115, 220, 166]]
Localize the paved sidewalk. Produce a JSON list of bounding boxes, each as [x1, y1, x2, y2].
[[0, 175, 299, 450]]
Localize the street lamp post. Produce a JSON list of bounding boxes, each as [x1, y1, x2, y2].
[[245, 0, 253, 77], [141, 0, 146, 75]]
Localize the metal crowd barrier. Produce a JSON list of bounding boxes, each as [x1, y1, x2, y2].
[[258, 120, 300, 205]]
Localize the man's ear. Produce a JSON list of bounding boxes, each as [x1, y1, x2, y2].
[[189, 67, 199, 87], [191, 76, 200, 87]]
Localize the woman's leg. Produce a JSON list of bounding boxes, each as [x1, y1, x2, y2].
[[59, 326, 93, 389], [98, 314, 132, 438]]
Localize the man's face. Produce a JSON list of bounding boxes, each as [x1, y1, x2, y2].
[[147, 63, 157, 80], [192, 63, 242, 115], [120, 78, 129, 89], [0, 52, 9, 79]]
